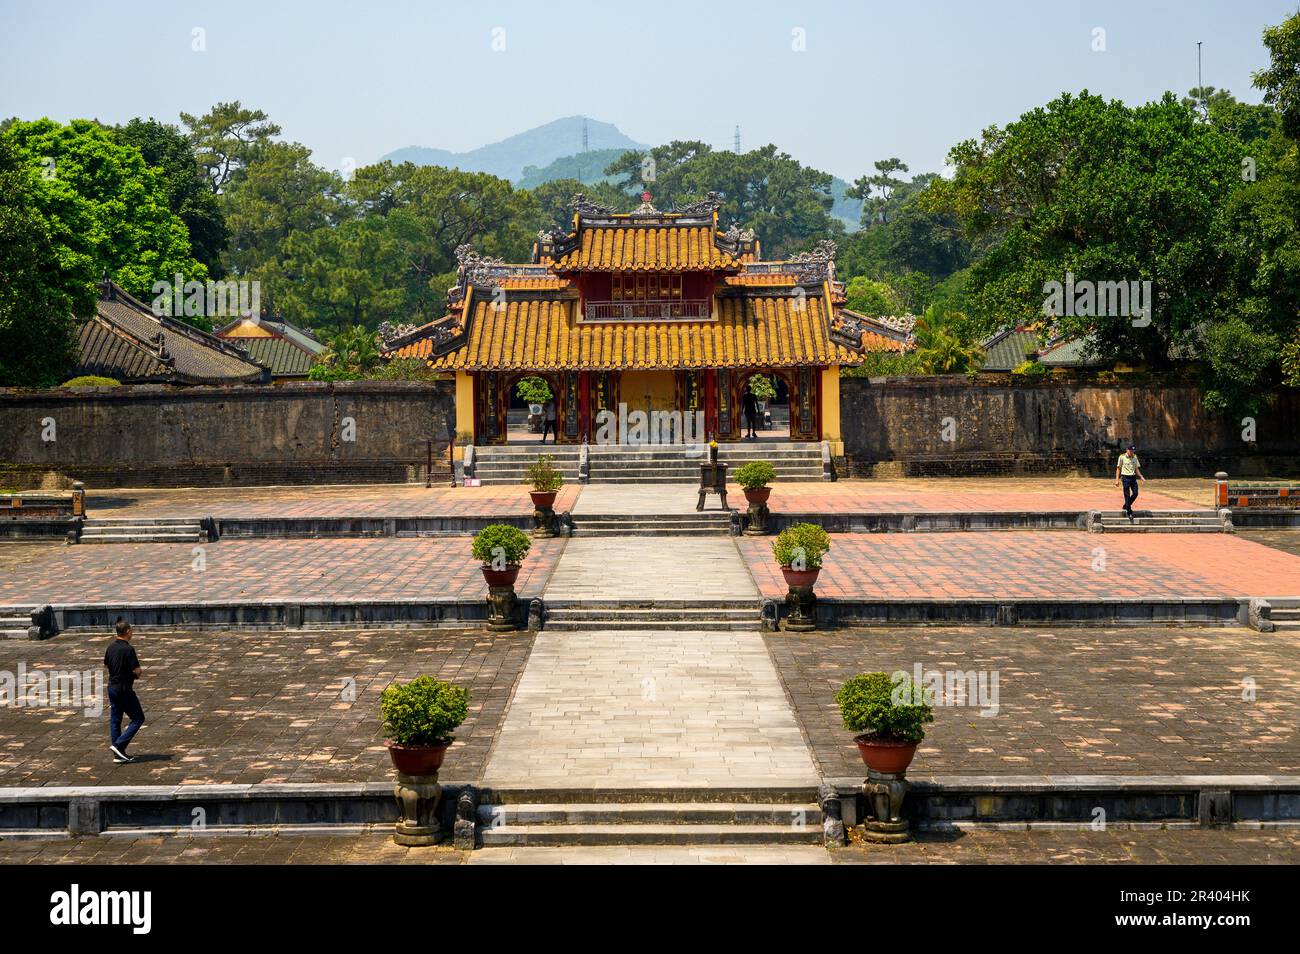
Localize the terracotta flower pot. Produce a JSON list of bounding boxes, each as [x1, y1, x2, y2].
[[743, 487, 771, 505], [386, 740, 450, 775], [481, 564, 521, 588], [854, 735, 919, 774], [780, 566, 820, 588], [529, 490, 557, 509]]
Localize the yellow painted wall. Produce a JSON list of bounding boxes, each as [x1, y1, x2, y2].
[[620, 370, 676, 415], [821, 366, 843, 454], [455, 371, 474, 450]]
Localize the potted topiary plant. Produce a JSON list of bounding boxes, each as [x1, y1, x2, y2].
[[471, 523, 532, 588], [835, 671, 934, 774], [734, 460, 776, 506], [772, 522, 830, 588], [380, 675, 470, 775], [524, 454, 563, 511]]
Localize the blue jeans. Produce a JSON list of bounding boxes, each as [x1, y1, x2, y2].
[[108, 686, 145, 752]]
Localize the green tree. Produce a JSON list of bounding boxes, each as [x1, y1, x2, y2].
[[843, 276, 898, 316], [4, 118, 208, 308], [116, 118, 228, 276], [847, 157, 909, 225], [912, 306, 984, 374], [180, 101, 281, 193], [0, 134, 85, 386], [932, 91, 1244, 365], [280, 217, 406, 331], [1254, 14, 1300, 140], [309, 325, 382, 380]]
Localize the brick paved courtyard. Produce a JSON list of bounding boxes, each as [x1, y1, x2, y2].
[[0, 627, 531, 786], [0, 537, 564, 608], [3, 827, 1295, 864], [766, 626, 1300, 778], [739, 532, 1300, 601]]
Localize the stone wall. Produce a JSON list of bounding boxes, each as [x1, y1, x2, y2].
[[0, 381, 455, 488], [840, 376, 1300, 477]]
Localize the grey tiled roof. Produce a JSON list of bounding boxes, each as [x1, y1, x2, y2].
[[980, 327, 1041, 371], [216, 316, 325, 377], [74, 282, 269, 384]]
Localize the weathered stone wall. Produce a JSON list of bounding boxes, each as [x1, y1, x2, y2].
[[0, 381, 455, 488], [840, 376, 1300, 477]]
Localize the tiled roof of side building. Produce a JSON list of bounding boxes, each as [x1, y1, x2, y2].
[[980, 327, 1042, 371], [390, 292, 870, 371], [217, 315, 326, 376], [76, 282, 269, 384]]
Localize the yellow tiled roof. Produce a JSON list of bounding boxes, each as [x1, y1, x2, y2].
[[551, 226, 740, 272], [390, 293, 866, 370]]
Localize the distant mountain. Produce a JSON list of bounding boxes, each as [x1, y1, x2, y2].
[[386, 115, 862, 231], [382, 116, 645, 182], [517, 148, 629, 190]]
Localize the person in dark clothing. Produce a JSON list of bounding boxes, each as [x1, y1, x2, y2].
[[741, 390, 759, 439], [540, 399, 557, 444], [104, 617, 145, 763], [1115, 444, 1145, 522]]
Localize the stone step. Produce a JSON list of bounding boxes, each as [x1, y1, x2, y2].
[[544, 599, 760, 610], [80, 532, 205, 544], [1096, 525, 1223, 533], [482, 785, 818, 805], [477, 802, 822, 827], [546, 607, 758, 622], [82, 517, 204, 526], [82, 525, 204, 534], [1, 614, 30, 639], [571, 528, 731, 537], [479, 821, 823, 846], [478, 442, 821, 455], [1269, 608, 1300, 620]]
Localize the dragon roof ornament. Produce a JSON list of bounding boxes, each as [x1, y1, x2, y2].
[[671, 192, 724, 216], [571, 192, 616, 216], [787, 240, 838, 283]]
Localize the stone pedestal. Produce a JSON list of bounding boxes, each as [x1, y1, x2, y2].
[[393, 772, 442, 846], [532, 504, 556, 538], [486, 585, 518, 631], [782, 583, 817, 632], [861, 768, 910, 844], [743, 502, 770, 535]]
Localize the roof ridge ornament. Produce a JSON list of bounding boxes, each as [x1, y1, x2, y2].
[[632, 191, 659, 215], [571, 192, 616, 216], [455, 244, 507, 286], [787, 239, 838, 283], [671, 191, 724, 216]]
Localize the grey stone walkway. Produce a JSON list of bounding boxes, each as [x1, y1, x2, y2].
[[482, 630, 819, 787], [542, 537, 758, 602]]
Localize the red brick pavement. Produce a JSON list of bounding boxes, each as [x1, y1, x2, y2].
[[767, 481, 1197, 514], [0, 538, 564, 607], [739, 533, 1300, 601], [87, 484, 581, 519]]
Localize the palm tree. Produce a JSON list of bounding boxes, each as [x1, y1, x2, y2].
[[911, 306, 984, 373]]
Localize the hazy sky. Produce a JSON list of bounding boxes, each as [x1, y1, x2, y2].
[[1, 0, 1293, 181]]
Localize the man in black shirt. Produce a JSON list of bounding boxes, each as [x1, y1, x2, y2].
[[742, 389, 759, 439], [104, 618, 145, 763]]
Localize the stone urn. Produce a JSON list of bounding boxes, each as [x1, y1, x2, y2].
[[743, 487, 771, 535], [530, 491, 557, 537], [482, 564, 520, 631], [856, 737, 917, 844], [780, 566, 819, 631], [387, 741, 450, 847]]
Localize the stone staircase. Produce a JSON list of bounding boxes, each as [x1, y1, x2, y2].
[[1268, 601, 1300, 632], [543, 600, 761, 631], [471, 441, 825, 485], [477, 787, 822, 846], [0, 609, 33, 640], [79, 517, 206, 544], [1094, 510, 1225, 533], [571, 512, 733, 537]]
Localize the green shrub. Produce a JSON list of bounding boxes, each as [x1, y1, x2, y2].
[[734, 460, 777, 490], [379, 676, 469, 746], [1010, 359, 1047, 378], [60, 376, 120, 388], [835, 671, 934, 743], [525, 454, 564, 492], [772, 522, 831, 570], [747, 375, 777, 401], [515, 375, 553, 405], [471, 523, 532, 567]]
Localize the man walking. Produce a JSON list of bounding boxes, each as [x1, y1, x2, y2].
[[1115, 443, 1145, 522], [104, 617, 145, 763], [742, 389, 759, 440], [540, 398, 557, 444]]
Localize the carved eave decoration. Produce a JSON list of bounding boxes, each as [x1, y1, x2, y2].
[[787, 239, 838, 284]]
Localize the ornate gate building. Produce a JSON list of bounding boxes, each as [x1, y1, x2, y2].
[[383, 192, 909, 452]]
